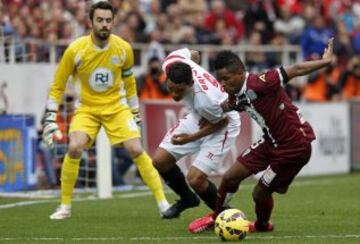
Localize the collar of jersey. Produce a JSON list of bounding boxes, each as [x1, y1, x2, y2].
[[238, 72, 249, 95], [91, 35, 110, 51]]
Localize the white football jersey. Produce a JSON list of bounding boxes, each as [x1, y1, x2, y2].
[[162, 48, 240, 125]]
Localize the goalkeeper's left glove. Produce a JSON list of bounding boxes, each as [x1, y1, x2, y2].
[[131, 108, 142, 127]]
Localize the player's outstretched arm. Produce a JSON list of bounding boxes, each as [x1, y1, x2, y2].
[[283, 38, 334, 81]]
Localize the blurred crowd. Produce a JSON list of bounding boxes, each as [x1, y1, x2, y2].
[[0, 0, 360, 102]]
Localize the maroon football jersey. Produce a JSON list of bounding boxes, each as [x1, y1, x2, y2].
[[229, 68, 315, 147]]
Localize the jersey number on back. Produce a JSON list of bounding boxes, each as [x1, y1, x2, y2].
[[193, 69, 224, 92]]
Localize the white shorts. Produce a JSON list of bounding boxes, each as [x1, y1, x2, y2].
[[159, 113, 240, 175]]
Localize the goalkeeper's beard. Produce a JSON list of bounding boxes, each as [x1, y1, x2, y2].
[[94, 29, 111, 41]]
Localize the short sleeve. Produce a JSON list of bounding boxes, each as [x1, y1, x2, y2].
[[250, 68, 285, 94]]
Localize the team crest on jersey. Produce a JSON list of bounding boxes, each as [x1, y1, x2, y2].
[[89, 67, 114, 92], [259, 74, 266, 82], [246, 89, 257, 100], [111, 56, 120, 65]]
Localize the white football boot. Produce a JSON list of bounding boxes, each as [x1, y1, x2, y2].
[[158, 200, 171, 217], [49, 205, 71, 220]]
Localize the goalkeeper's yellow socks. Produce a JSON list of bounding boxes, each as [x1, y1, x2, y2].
[[133, 152, 169, 210], [60, 154, 80, 206]]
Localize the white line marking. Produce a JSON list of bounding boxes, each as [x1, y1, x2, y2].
[[0, 190, 171, 209], [0, 234, 359, 241], [0, 177, 350, 210]]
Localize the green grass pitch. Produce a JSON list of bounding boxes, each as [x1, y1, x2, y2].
[[0, 173, 359, 244]]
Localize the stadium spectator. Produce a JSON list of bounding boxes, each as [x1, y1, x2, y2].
[[192, 13, 221, 44], [143, 30, 166, 61], [243, 0, 275, 42], [273, 4, 305, 44], [143, 0, 162, 34], [188, 38, 335, 233], [153, 48, 240, 219], [0, 7, 14, 62], [245, 31, 268, 72], [177, 0, 207, 26], [353, 21, 360, 54], [204, 0, 244, 43], [334, 19, 355, 67], [112, 147, 138, 186], [43, 1, 169, 220], [301, 16, 334, 60], [303, 63, 342, 102], [37, 111, 57, 188], [137, 56, 170, 100], [338, 55, 360, 99]]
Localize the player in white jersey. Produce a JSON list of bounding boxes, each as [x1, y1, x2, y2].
[[153, 48, 241, 219]]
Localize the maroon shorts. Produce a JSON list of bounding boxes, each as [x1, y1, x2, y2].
[[238, 138, 312, 191]]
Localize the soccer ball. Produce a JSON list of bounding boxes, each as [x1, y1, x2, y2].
[[214, 209, 250, 242]]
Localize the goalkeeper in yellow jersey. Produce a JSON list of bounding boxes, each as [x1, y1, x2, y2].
[[44, 1, 169, 220]]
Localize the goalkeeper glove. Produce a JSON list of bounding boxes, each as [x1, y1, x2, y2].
[[42, 110, 63, 148], [131, 108, 142, 127]]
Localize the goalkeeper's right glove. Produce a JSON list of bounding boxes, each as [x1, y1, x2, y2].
[[43, 110, 63, 148]]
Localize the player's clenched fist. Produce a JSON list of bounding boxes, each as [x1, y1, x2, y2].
[[43, 110, 63, 148]]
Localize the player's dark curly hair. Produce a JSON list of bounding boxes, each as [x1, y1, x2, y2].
[[89, 1, 115, 21], [214, 50, 245, 73], [167, 63, 193, 85]]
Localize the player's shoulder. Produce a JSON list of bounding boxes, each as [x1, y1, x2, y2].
[[67, 35, 91, 51], [248, 69, 280, 83], [110, 34, 132, 50]]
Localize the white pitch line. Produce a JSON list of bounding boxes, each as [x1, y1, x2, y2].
[[0, 234, 359, 242], [0, 190, 171, 209], [0, 177, 350, 210]]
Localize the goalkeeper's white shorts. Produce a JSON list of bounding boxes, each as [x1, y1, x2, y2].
[[159, 112, 240, 175]]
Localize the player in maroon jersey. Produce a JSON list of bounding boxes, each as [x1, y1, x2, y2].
[[188, 38, 335, 233]]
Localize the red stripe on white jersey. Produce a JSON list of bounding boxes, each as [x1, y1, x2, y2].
[[165, 54, 185, 62], [221, 130, 228, 152]]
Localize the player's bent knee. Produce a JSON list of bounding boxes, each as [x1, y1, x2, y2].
[[223, 172, 239, 189], [125, 145, 143, 158], [152, 158, 163, 170], [252, 184, 271, 201], [68, 142, 84, 158], [187, 174, 206, 192]]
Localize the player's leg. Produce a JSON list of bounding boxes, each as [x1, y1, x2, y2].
[[188, 162, 252, 233], [215, 162, 252, 216], [121, 138, 169, 214], [50, 108, 99, 220], [249, 143, 312, 232], [153, 148, 200, 219], [189, 138, 269, 233], [153, 114, 205, 218], [49, 131, 90, 220], [189, 127, 239, 212], [187, 166, 217, 210], [250, 182, 274, 232], [105, 107, 169, 215]]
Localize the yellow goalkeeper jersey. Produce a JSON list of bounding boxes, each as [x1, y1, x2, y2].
[[47, 34, 138, 110]]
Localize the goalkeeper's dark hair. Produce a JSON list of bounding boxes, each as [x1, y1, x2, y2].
[[214, 50, 245, 73], [89, 1, 115, 21], [167, 62, 193, 85]]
